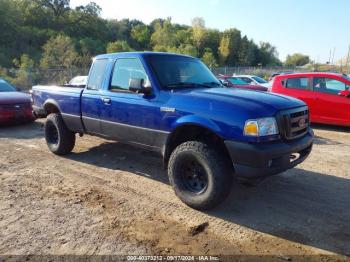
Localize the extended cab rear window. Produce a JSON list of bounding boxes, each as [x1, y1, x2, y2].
[[283, 77, 309, 90], [87, 59, 109, 90]]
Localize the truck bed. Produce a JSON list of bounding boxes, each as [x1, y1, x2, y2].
[[31, 85, 84, 131]]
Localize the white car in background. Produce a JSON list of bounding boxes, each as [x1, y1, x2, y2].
[[65, 76, 88, 87], [234, 75, 271, 88]]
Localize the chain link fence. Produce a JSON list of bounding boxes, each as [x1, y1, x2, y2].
[[0, 65, 346, 91], [211, 66, 311, 79], [1, 67, 89, 91]]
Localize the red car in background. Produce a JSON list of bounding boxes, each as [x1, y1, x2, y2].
[[270, 72, 350, 126], [0, 78, 35, 125], [217, 75, 268, 91]]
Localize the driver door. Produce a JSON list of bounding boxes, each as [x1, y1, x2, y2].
[[99, 58, 166, 149]]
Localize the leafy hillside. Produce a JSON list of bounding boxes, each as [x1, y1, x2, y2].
[[0, 0, 282, 73]]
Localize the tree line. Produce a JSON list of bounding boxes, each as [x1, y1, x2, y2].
[[0, 0, 311, 88]]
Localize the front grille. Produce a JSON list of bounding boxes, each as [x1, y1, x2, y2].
[[278, 106, 309, 140]]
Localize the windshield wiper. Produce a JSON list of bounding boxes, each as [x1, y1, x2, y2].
[[165, 82, 215, 89], [203, 81, 223, 87]]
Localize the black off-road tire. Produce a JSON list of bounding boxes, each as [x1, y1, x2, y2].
[[45, 113, 76, 155], [168, 141, 233, 210]]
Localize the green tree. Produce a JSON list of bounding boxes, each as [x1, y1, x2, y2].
[[224, 29, 242, 66], [201, 48, 218, 68], [40, 34, 78, 69], [191, 17, 207, 54], [33, 0, 70, 19], [131, 24, 151, 50], [106, 40, 133, 53], [0, 0, 23, 67], [0, 0, 288, 71], [218, 35, 230, 65], [151, 18, 176, 49], [12, 54, 37, 89], [76, 37, 105, 68], [174, 29, 192, 46], [238, 36, 257, 66], [257, 42, 281, 66], [176, 44, 198, 57], [203, 29, 220, 59], [285, 53, 310, 66]]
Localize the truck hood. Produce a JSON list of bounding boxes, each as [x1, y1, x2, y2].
[[0, 92, 31, 105], [187, 87, 305, 112], [232, 84, 268, 91]]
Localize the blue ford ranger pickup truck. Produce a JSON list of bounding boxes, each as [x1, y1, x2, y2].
[[32, 52, 313, 210]]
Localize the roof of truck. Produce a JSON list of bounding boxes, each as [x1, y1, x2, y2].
[[95, 52, 194, 60]]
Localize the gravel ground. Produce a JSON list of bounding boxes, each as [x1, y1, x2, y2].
[[0, 120, 349, 260]]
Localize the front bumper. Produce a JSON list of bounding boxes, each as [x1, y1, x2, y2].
[[224, 129, 313, 179], [32, 105, 47, 118]]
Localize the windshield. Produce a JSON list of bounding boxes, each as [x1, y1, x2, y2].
[[252, 76, 268, 84], [147, 55, 221, 89], [0, 79, 16, 92], [227, 77, 247, 85]]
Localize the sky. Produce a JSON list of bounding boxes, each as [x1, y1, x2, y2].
[[70, 0, 350, 63]]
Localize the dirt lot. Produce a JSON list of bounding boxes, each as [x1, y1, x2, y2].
[[0, 119, 349, 260]]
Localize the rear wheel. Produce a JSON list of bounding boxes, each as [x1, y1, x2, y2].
[[168, 141, 233, 210], [45, 113, 75, 155]]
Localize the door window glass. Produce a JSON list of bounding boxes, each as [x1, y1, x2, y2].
[[227, 78, 248, 85], [313, 77, 348, 95], [240, 77, 252, 83], [285, 77, 309, 90], [110, 58, 148, 91]]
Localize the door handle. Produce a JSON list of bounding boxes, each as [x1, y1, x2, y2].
[[102, 97, 111, 105]]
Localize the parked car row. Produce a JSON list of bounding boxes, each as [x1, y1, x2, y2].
[[217, 75, 268, 91], [233, 75, 271, 88]]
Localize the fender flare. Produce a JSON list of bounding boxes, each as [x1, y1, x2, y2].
[[43, 99, 62, 114], [162, 115, 224, 164]]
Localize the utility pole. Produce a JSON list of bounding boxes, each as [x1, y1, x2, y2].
[[331, 47, 336, 72], [346, 45, 350, 73], [331, 47, 336, 64]]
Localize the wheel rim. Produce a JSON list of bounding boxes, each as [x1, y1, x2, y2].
[[46, 123, 59, 146], [180, 158, 208, 194]]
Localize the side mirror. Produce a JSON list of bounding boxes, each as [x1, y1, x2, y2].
[[129, 78, 152, 95], [338, 90, 350, 97], [219, 80, 229, 87]]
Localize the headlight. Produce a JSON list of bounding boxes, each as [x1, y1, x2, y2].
[[244, 117, 278, 137]]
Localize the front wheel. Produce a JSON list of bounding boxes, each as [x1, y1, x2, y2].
[[45, 113, 76, 155], [168, 141, 233, 210]]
